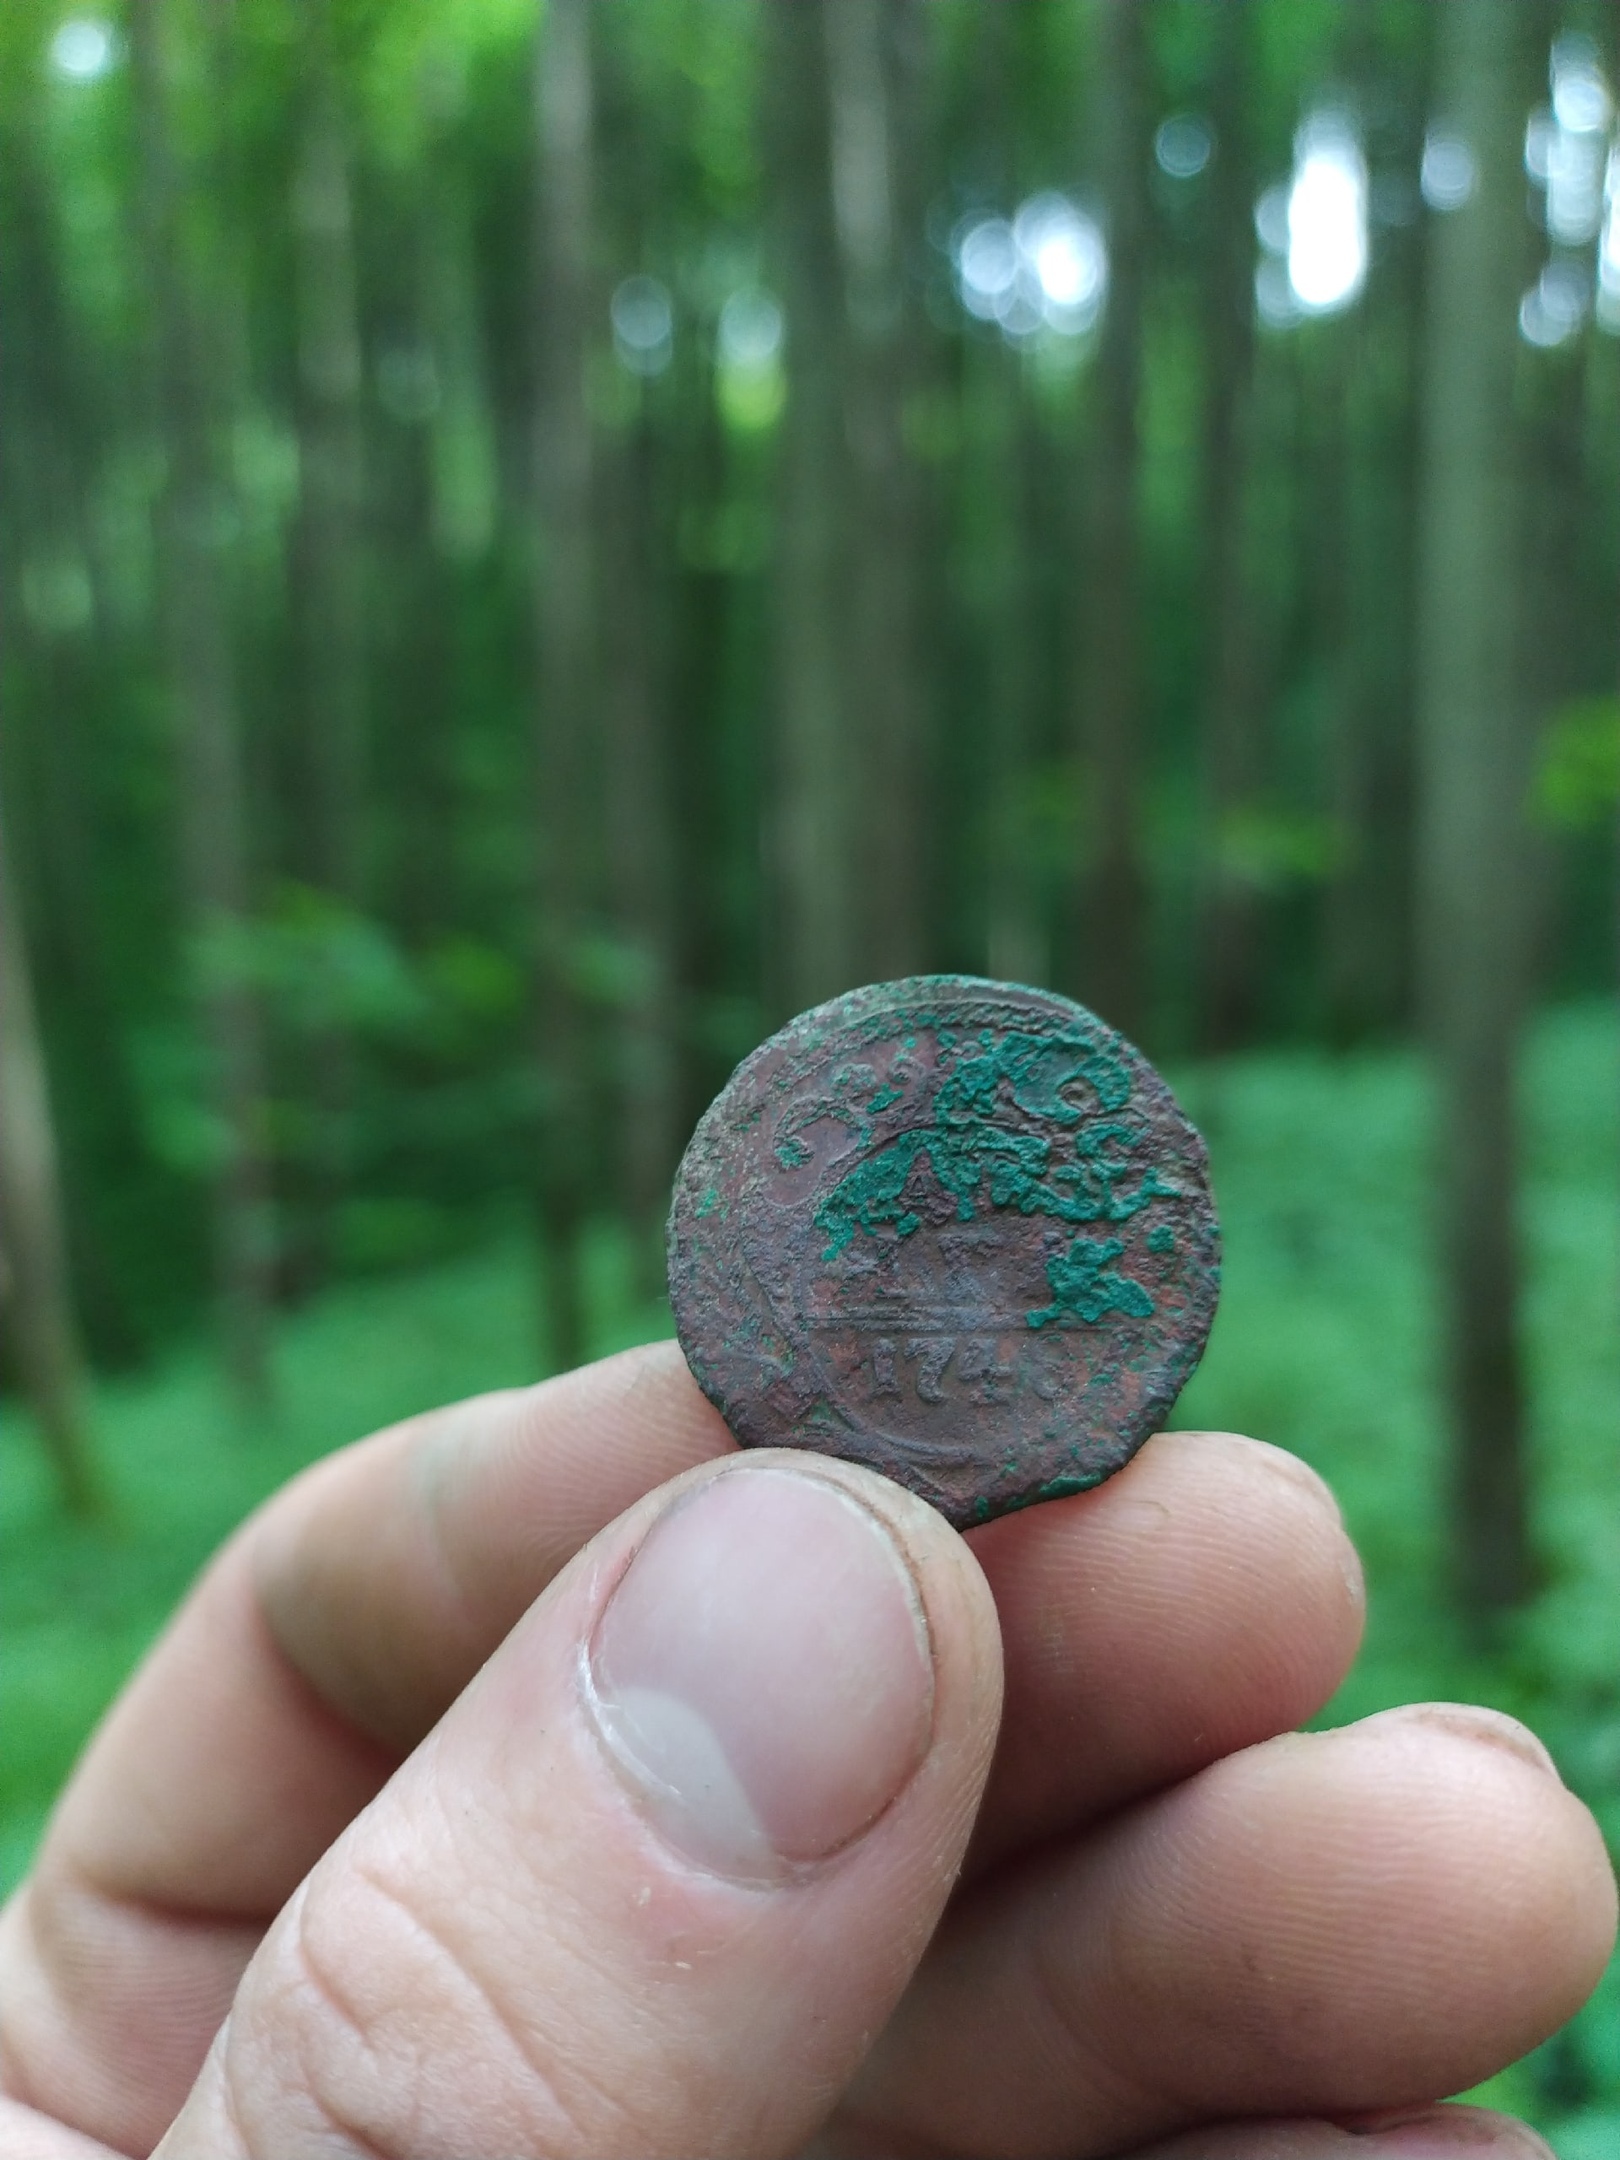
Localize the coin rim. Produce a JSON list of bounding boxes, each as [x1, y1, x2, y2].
[[666, 975, 1221, 1526]]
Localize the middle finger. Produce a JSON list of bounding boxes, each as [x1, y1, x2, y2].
[[964, 1427, 1365, 1870], [839, 1703, 1617, 2158]]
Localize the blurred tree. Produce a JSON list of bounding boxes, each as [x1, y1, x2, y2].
[[369, 51, 480, 961], [974, 4, 1046, 991], [593, 54, 679, 1287], [1324, 17, 1429, 1046], [599, 384, 679, 1292], [1076, 0, 1150, 1043], [668, 358, 743, 1142], [0, 130, 156, 1363], [131, 0, 274, 1408], [0, 788, 99, 1513], [533, 0, 599, 1372], [1414, 0, 1538, 1622], [419, 58, 499, 574], [980, 349, 1046, 988], [1308, 320, 1357, 1036], [1195, 0, 1263, 1052], [766, 0, 859, 1012], [827, 0, 930, 981], [290, 0, 367, 1272], [5, 0, 1619, 1415]]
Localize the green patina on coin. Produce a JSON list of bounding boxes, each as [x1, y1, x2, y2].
[[665, 976, 1220, 1528]]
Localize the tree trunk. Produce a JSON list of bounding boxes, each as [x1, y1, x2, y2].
[[0, 149, 150, 1364], [1311, 331, 1367, 1043], [825, 0, 928, 982], [1326, 187, 1427, 1045], [533, 0, 599, 1371], [600, 404, 679, 1296], [291, 0, 367, 1270], [1323, 8, 1427, 1046], [1076, 0, 1150, 1043], [1194, 0, 1262, 1052], [766, 0, 859, 1016], [980, 346, 1044, 987], [1415, 0, 1537, 1624], [669, 382, 739, 1145], [0, 791, 99, 1513], [955, 1, 1042, 989], [131, 0, 274, 1409], [421, 61, 499, 570]]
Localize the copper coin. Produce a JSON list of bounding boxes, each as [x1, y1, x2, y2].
[[666, 976, 1220, 1528]]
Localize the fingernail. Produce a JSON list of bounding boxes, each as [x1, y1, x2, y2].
[[1347, 2102, 1555, 2154], [584, 1465, 935, 1883], [1391, 1705, 1563, 1784], [1206, 1432, 1347, 1524]]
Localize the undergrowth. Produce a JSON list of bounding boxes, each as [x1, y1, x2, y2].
[[3, 1003, 1616, 2150]]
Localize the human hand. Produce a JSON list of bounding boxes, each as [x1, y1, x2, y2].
[[1, 1343, 1612, 2159]]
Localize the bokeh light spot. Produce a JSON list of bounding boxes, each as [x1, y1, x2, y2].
[[1254, 257, 1301, 330], [1254, 185, 1290, 256], [1421, 132, 1477, 213], [611, 275, 674, 378], [1551, 34, 1612, 137], [955, 197, 1106, 343], [1155, 114, 1213, 180], [956, 218, 1019, 320], [1520, 257, 1590, 348], [49, 17, 115, 80], [717, 289, 783, 371], [1599, 144, 1620, 333], [1286, 114, 1367, 314]]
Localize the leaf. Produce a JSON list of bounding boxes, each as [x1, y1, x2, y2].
[[1537, 695, 1620, 831]]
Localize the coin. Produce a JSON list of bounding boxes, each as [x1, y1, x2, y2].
[[666, 976, 1220, 1528]]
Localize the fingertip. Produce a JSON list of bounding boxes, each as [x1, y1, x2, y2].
[[1360, 1702, 1561, 1783], [1132, 2108, 1558, 2158], [1344, 1704, 1619, 2009], [1154, 1427, 1347, 1525], [853, 1685, 1612, 2158], [1136, 1428, 1367, 1633], [965, 1423, 1365, 1861], [1136, 1706, 1619, 2102], [1342, 2103, 1558, 2155]]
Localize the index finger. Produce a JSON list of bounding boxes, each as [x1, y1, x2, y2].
[[0, 1342, 733, 2155]]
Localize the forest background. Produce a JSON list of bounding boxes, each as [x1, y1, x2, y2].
[[1, 0, 1618, 2147]]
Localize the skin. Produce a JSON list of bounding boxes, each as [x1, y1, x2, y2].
[[0, 1340, 1611, 2160]]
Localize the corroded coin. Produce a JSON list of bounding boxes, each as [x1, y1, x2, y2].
[[666, 976, 1220, 1528]]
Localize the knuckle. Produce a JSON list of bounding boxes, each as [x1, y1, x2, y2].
[[226, 1833, 628, 2159]]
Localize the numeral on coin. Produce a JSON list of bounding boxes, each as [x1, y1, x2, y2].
[[904, 1336, 954, 1402], [870, 1337, 902, 1399], [957, 1335, 1014, 1404]]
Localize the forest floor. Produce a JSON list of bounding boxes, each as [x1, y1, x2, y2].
[[3, 1002, 1617, 2151]]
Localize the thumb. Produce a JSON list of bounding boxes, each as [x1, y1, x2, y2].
[[155, 1452, 1003, 2160]]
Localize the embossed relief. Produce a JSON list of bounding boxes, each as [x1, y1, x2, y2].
[[668, 978, 1220, 1528]]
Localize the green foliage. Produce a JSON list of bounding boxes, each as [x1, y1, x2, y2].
[[4, 0, 1617, 1367], [1175, 1002, 1620, 2147], [0, 1218, 669, 1890], [1539, 696, 1620, 832], [198, 886, 431, 1039], [1214, 802, 1347, 892], [3, 1006, 1616, 2140], [2, 4, 1617, 2125]]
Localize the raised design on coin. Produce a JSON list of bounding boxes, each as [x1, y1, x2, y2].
[[666, 976, 1221, 1527]]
